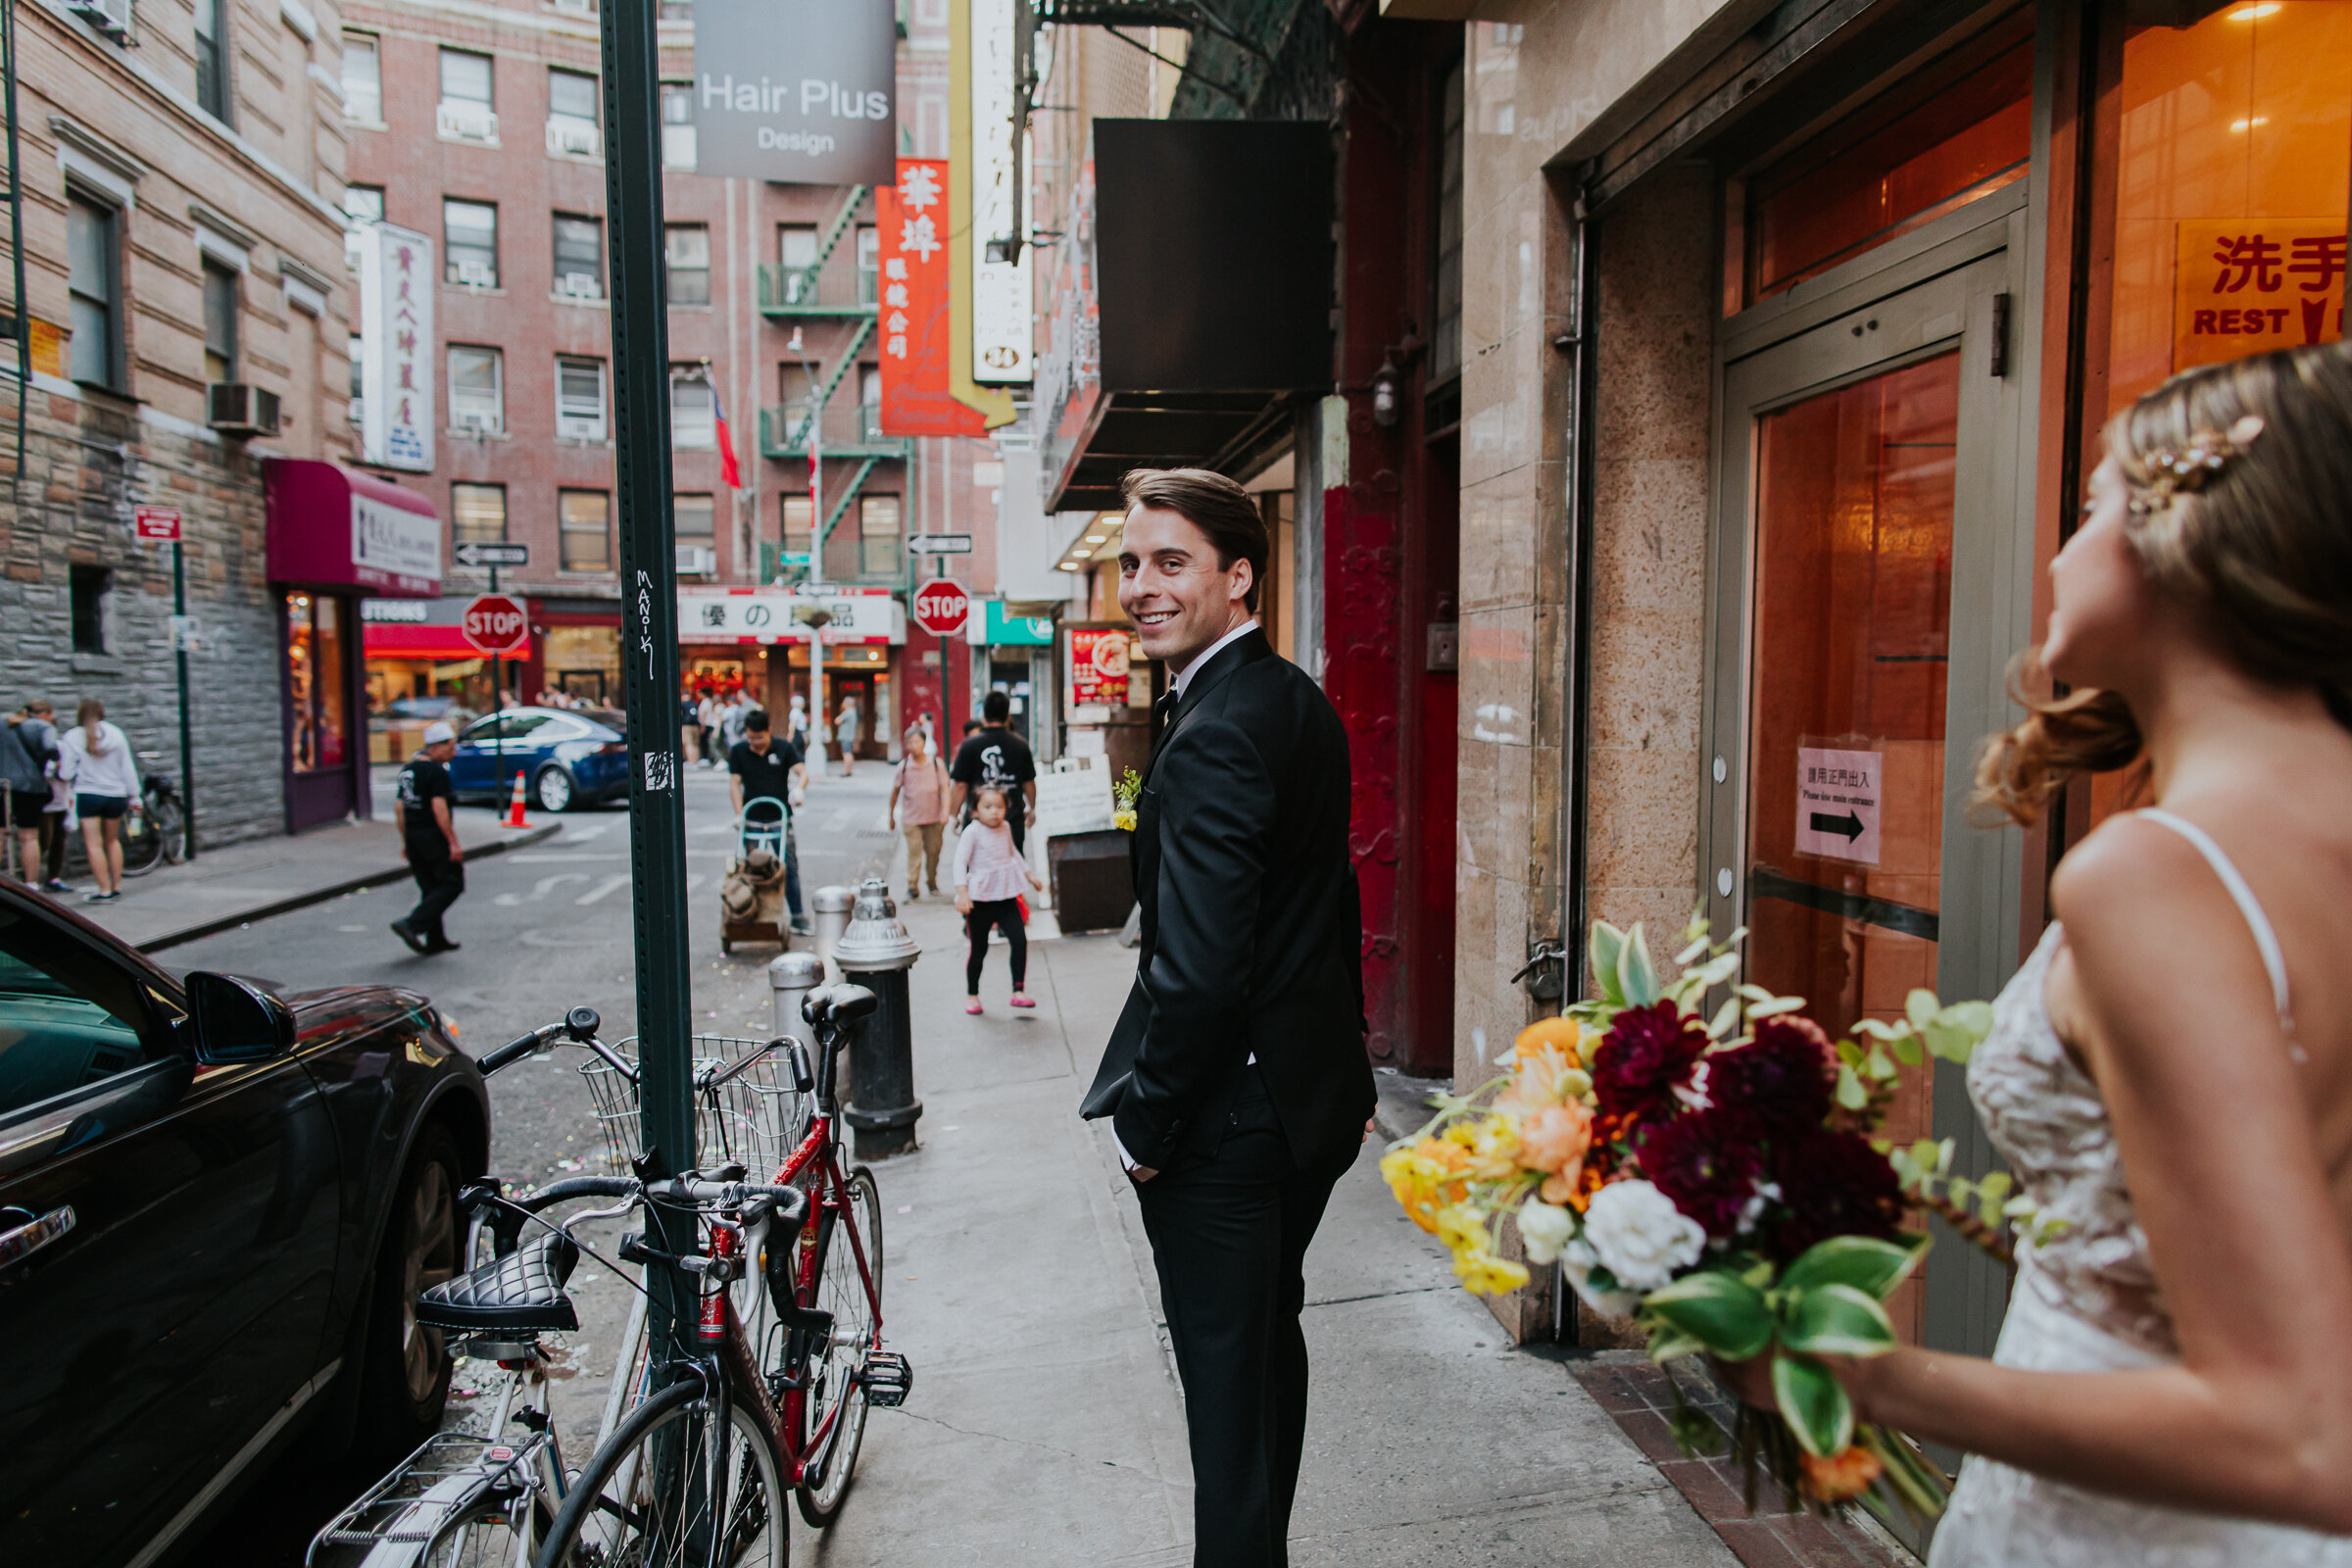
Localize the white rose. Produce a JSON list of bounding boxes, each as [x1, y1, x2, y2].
[[1515, 1200, 1575, 1265], [1581, 1179, 1705, 1293], [1558, 1237, 1639, 1319]]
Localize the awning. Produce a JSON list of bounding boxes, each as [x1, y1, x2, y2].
[[266, 459, 442, 598], [365, 624, 494, 661]]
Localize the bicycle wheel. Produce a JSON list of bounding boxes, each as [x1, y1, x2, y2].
[[795, 1165, 880, 1527], [536, 1376, 785, 1568], [118, 808, 165, 876]]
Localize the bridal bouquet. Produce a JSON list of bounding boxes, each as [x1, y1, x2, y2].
[[1383, 913, 1995, 1521]]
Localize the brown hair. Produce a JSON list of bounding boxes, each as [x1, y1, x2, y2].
[[75, 697, 109, 757], [1975, 342, 2352, 824], [1120, 467, 1270, 614]]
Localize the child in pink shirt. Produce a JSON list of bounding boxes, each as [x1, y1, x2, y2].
[[955, 787, 1045, 1013]]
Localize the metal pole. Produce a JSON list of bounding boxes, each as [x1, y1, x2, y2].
[[172, 540, 195, 860], [600, 0, 694, 1355]]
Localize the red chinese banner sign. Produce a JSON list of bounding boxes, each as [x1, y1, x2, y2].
[[877, 159, 987, 437], [2174, 218, 2346, 372], [1068, 627, 1133, 708]]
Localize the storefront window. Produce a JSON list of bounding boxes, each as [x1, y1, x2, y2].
[[286, 593, 350, 773], [545, 624, 620, 706]]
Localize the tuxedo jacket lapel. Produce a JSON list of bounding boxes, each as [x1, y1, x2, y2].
[[1139, 628, 1270, 792]]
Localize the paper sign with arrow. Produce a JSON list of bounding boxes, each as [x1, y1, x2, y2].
[[1795, 746, 1882, 865]]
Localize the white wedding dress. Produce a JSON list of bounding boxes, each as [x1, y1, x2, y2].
[[1932, 809, 2352, 1566]]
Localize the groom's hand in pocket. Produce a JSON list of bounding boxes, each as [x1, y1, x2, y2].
[[1130, 1165, 1159, 1183]]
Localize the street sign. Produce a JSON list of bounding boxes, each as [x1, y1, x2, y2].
[[906, 533, 973, 555], [462, 592, 531, 656], [911, 578, 970, 637], [169, 614, 201, 653], [454, 541, 530, 568], [134, 506, 182, 542]]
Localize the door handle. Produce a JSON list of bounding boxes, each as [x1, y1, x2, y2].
[[0, 1204, 76, 1269]]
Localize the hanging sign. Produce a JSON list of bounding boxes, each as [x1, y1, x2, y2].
[[1794, 747, 1883, 866], [2174, 219, 2345, 373], [967, 0, 1031, 383], [357, 221, 435, 472], [689, 0, 896, 185], [1068, 627, 1131, 708], [878, 160, 988, 436]]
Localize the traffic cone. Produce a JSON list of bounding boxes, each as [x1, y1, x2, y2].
[[505, 770, 529, 828]]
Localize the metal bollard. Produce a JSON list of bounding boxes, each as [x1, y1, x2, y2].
[[810, 884, 855, 979], [833, 875, 922, 1159], [767, 950, 824, 1046]]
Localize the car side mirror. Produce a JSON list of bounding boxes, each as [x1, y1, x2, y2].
[[186, 971, 297, 1064]]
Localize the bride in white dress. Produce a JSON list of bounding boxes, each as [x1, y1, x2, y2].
[[1735, 343, 2352, 1561]]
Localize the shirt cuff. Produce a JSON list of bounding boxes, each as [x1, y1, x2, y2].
[[1112, 1129, 1140, 1172]]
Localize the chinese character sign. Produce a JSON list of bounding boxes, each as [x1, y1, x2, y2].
[[2174, 219, 2345, 373], [877, 160, 987, 437], [968, 0, 1032, 384], [688, 0, 896, 185], [1068, 627, 1132, 709], [357, 221, 435, 472]]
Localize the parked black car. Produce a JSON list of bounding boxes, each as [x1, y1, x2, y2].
[[0, 881, 490, 1567]]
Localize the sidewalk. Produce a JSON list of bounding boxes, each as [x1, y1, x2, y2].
[[795, 886, 1748, 1566], [59, 779, 558, 952]]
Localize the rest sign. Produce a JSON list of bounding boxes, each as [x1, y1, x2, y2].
[[912, 578, 969, 637], [462, 593, 530, 657], [1795, 747, 1882, 865]]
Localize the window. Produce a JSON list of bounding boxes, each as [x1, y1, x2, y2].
[[674, 493, 715, 536], [285, 594, 347, 772], [66, 194, 122, 391], [69, 566, 109, 654], [194, 0, 230, 121], [452, 482, 507, 544], [665, 224, 710, 307], [448, 345, 503, 431], [778, 224, 817, 303], [661, 82, 696, 170], [781, 494, 813, 564], [659, 0, 692, 19], [858, 363, 881, 438], [349, 331, 363, 404], [201, 262, 239, 384], [560, 489, 611, 571], [445, 199, 499, 286], [669, 367, 715, 448], [858, 494, 902, 578], [342, 185, 385, 224], [556, 356, 606, 438], [856, 224, 879, 303], [0, 910, 168, 1123], [342, 32, 383, 122], [552, 214, 604, 299], [438, 48, 498, 141], [548, 68, 599, 126]]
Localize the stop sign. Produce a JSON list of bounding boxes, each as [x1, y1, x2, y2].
[[912, 579, 969, 637], [462, 593, 530, 656]]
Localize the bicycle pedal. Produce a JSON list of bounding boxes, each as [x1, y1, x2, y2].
[[861, 1350, 912, 1408]]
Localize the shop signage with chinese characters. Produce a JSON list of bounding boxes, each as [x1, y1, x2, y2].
[[877, 160, 986, 436], [1794, 747, 1883, 866], [688, 0, 896, 185], [357, 221, 435, 472], [1068, 626, 1132, 708], [967, 0, 1031, 383], [2174, 220, 2345, 372], [679, 587, 906, 645]]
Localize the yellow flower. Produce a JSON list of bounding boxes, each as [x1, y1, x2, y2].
[[1432, 1203, 1533, 1296], [1113, 809, 1138, 832], [1459, 1113, 1524, 1181], [1455, 1250, 1532, 1296], [1382, 1138, 1471, 1233]]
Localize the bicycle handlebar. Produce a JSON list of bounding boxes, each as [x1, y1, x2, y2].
[[477, 1005, 609, 1076]]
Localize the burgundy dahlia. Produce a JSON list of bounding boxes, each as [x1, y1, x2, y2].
[[1638, 1108, 1765, 1241], [1592, 1001, 1710, 1130], [1707, 1015, 1837, 1133], [1767, 1130, 1906, 1263]]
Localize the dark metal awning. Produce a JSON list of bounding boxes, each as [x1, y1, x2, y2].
[[1045, 391, 1293, 514]]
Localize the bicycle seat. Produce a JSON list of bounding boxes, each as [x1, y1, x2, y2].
[[414, 1229, 580, 1335], [802, 984, 879, 1029]]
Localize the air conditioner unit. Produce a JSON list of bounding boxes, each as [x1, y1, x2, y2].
[[552, 0, 595, 13], [558, 272, 604, 300], [546, 119, 602, 159], [68, 0, 130, 40], [207, 383, 282, 436], [436, 101, 500, 143], [675, 545, 716, 576], [454, 410, 502, 436], [454, 260, 496, 288], [557, 416, 605, 441]]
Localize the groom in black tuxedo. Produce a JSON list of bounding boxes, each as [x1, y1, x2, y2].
[[1082, 467, 1374, 1567]]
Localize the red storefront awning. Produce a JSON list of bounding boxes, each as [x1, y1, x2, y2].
[[365, 624, 487, 661], [265, 459, 442, 597]]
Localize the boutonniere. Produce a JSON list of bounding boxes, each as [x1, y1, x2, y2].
[[1112, 766, 1141, 832]]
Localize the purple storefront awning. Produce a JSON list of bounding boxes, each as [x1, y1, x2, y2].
[[265, 459, 442, 599]]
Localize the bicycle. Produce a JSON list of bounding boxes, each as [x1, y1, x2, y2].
[[119, 757, 185, 877]]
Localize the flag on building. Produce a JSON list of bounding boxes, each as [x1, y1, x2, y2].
[[712, 376, 743, 491]]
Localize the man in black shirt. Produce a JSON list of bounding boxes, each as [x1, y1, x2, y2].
[[949, 690, 1038, 854], [728, 709, 809, 929], [392, 722, 465, 955]]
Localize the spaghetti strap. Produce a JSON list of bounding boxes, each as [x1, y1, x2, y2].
[[2137, 808, 2298, 1042]]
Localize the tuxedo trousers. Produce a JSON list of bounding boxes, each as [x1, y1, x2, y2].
[[1133, 1067, 1353, 1568]]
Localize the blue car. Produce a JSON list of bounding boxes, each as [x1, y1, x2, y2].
[[449, 706, 630, 813]]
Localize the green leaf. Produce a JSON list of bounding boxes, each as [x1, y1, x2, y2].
[[1590, 922, 1627, 1007], [1921, 1019, 1978, 1063], [1975, 1171, 2012, 1213], [1886, 1030, 1923, 1066], [1747, 995, 1807, 1018], [1864, 1046, 1898, 1081], [1905, 990, 1939, 1029], [1852, 1018, 1901, 1040], [1706, 998, 1742, 1040], [1780, 1284, 1900, 1357], [1776, 1235, 1926, 1300], [1619, 922, 1659, 1006], [1773, 1351, 1855, 1459], [1641, 1269, 1774, 1361], [1835, 1063, 1868, 1110], [1645, 1323, 1707, 1363]]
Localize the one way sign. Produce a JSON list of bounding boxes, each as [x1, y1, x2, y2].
[[1795, 747, 1882, 865], [454, 541, 530, 568]]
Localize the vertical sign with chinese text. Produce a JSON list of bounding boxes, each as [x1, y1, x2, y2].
[[968, 0, 1032, 383], [2174, 219, 2345, 372], [358, 222, 435, 471], [878, 160, 988, 436], [1068, 626, 1131, 709]]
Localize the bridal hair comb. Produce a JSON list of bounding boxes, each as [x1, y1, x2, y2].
[[2128, 414, 2267, 514]]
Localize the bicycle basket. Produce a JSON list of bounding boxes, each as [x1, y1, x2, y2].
[[588, 1036, 810, 1177]]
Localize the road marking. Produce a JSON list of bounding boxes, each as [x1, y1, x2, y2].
[[494, 872, 589, 906], [561, 821, 613, 841], [576, 874, 631, 906]]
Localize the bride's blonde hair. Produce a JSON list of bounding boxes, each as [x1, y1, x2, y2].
[[1974, 343, 2352, 825]]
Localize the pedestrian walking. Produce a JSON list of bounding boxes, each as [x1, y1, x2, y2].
[[699, 691, 723, 767], [18, 701, 70, 891], [391, 720, 466, 955], [678, 690, 701, 764], [1080, 469, 1372, 1568], [1, 703, 48, 886], [889, 724, 952, 901], [728, 708, 808, 933], [58, 699, 138, 905], [950, 691, 1039, 855], [835, 695, 861, 777], [787, 692, 810, 751], [720, 690, 753, 756], [955, 786, 1043, 1012]]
